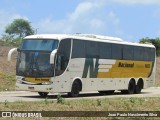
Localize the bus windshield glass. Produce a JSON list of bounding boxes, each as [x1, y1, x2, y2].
[[16, 39, 58, 77], [21, 39, 58, 51]]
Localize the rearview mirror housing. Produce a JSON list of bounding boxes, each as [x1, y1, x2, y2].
[[50, 49, 57, 64], [8, 48, 17, 61]]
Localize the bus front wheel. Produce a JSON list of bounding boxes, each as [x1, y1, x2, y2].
[[38, 92, 48, 98], [68, 81, 80, 97]]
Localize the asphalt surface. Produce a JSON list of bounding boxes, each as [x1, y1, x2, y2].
[[0, 87, 160, 102]]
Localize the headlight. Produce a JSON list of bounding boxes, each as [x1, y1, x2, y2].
[[16, 76, 24, 80], [16, 76, 24, 83], [17, 79, 23, 83], [42, 81, 52, 85]]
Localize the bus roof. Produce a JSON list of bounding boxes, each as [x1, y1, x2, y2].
[[24, 34, 155, 48]]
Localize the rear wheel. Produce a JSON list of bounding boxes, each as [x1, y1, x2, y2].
[[135, 80, 143, 94], [68, 81, 80, 97], [38, 92, 48, 98]]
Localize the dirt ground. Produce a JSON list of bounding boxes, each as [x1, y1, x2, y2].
[[0, 46, 17, 73], [0, 45, 159, 86]]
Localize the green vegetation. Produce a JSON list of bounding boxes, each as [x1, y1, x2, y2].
[[57, 94, 65, 104], [5, 18, 34, 38], [1, 18, 35, 47], [0, 41, 18, 47], [0, 72, 16, 91], [140, 37, 160, 56], [0, 96, 155, 111], [0, 97, 160, 119]]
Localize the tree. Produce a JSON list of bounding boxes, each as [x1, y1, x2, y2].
[[5, 18, 34, 38], [140, 37, 160, 56], [1, 33, 14, 42]]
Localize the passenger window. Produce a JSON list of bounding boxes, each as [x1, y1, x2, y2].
[[72, 40, 86, 58], [134, 47, 144, 61], [112, 44, 122, 59], [86, 41, 99, 58], [123, 45, 134, 60], [99, 42, 111, 59]]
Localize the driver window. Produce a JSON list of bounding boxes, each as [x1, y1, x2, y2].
[[55, 39, 71, 76]]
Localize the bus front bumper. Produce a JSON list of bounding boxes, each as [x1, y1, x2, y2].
[[15, 83, 53, 92]]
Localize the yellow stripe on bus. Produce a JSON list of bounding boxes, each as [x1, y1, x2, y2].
[[97, 60, 152, 78], [25, 77, 50, 84]]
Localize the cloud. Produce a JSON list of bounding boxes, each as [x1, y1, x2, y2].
[[30, 0, 160, 42], [35, 0, 122, 37], [112, 0, 160, 5], [0, 10, 28, 37]]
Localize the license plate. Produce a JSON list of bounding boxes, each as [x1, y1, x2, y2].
[[28, 86, 34, 90]]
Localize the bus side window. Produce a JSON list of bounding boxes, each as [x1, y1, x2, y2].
[[112, 44, 122, 60], [86, 41, 99, 58], [56, 54, 65, 71], [55, 39, 71, 76], [72, 40, 86, 58], [123, 45, 134, 60], [99, 42, 111, 59], [134, 47, 144, 61]]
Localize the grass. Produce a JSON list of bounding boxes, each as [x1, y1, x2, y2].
[[0, 72, 16, 91], [0, 97, 157, 111], [0, 97, 160, 119]]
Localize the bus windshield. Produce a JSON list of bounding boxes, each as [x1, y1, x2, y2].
[[21, 39, 58, 51], [16, 39, 58, 77]]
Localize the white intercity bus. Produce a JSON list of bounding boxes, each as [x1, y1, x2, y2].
[[8, 34, 156, 97]]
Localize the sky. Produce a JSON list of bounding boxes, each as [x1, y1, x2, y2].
[[0, 0, 160, 42]]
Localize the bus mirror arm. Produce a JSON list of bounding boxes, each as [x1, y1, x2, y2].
[[17, 48, 20, 52], [50, 49, 57, 64], [8, 48, 18, 61]]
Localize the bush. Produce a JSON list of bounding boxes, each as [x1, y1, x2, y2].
[[140, 37, 160, 56], [57, 94, 65, 104]]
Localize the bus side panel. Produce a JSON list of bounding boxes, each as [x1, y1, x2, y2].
[[144, 60, 156, 88], [52, 57, 156, 92], [67, 58, 129, 92], [51, 73, 71, 93]]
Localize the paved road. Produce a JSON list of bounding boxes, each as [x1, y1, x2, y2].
[[0, 87, 160, 102]]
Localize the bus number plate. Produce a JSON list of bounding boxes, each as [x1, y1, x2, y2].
[[28, 86, 34, 90]]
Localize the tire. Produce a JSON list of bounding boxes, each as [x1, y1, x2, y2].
[[134, 80, 143, 94], [38, 92, 48, 98], [127, 80, 136, 94], [121, 80, 135, 94], [68, 81, 80, 97], [98, 90, 115, 95]]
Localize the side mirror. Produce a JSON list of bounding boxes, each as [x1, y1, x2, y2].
[[50, 49, 57, 64], [8, 48, 17, 61]]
